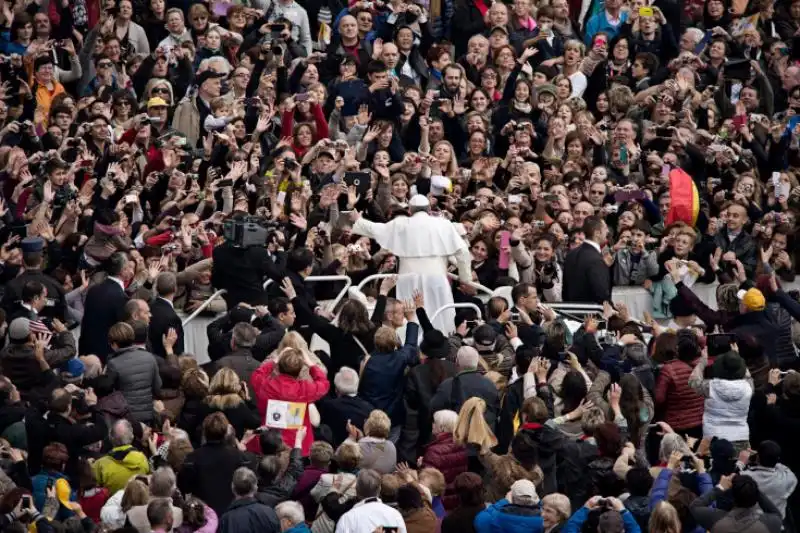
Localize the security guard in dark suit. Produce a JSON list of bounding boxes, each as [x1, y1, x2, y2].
[[1, 237, 67, 322]]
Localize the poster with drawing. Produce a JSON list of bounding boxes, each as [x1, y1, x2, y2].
[[265, 400, 307, 429]]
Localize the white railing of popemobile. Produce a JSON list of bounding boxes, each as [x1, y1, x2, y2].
[[430, 302, 484, 324]]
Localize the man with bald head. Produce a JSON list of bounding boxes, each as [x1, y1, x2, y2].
[[321, 15, 371, 81], [572, 201, 595, 230], [123, 299, 152, 324]]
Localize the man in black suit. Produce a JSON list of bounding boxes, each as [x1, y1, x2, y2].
[[2, 237, 67, 322], [79, 252, 131, 360], [563, 216, 612, 304], [149, 272, 185, 359], [315, 367, 374, 447]]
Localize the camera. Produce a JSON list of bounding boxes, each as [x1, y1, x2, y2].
[[284, 159, 299, 171]]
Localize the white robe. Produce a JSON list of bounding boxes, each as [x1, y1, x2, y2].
[[352, 212, 472, 333]]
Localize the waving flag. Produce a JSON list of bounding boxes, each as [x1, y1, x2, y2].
[[667, 167, 700, 226]]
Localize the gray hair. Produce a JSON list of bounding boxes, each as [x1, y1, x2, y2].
[[109, 419, 134, 447], [146, 498, 172, 528], [355, 469, 382, 500], [683, 28, 704, 45], [232, 323, 258, 349], [231, 467, 258, 497], [432, 410, 458, 434], [156, 272, 177, 297], [659, 433, 692, 463], [334, 367, 359, 396], [150, 467, 177, 498], [276, 501, 305, 526], [456, 346, 479, 371]]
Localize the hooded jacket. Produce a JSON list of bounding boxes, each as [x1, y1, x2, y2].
[[474, 498, 544, 533], [91, 445, 150, 494], [703, 379, 753, 442], [740, 464, 797, 518]]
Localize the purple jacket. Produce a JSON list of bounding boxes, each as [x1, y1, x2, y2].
[[292, 466, 328, 519]]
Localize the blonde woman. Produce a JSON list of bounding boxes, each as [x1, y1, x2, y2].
[[345, 409, 397, 474], [542, 493, 571, 533], [310, 443, 361, 533], [649, 502, 681, 533], [196, 368, 261, 439], [100, 478, 149, 529], [431, 140, 460, 179], [562, 39, 588, 97]]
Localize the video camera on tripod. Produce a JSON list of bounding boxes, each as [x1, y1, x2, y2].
[[222, 216, 277, 248]]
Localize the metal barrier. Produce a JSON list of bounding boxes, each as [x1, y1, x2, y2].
[[181, 289, 227, 327], [356, 273, 494, 302], [548, 303, 605, 317], [430, 303, 484, 324]]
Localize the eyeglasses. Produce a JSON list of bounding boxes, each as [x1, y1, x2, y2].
[[116, 101, 132, 106]]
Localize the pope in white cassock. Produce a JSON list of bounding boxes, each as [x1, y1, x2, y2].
[[350, 194, 473, 333]]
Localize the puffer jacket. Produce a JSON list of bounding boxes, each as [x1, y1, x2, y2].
[[704, 379, 753, 443], [106, 345, 162, 423], [765, 300, 797, 369], [421, 432, 468, 510], [91, 445, 150, 495], [654, 358, 705, 431], [474, 498, 544, 533]]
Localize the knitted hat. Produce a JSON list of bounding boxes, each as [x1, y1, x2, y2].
[[7, 318, 31, 342], [737, 288, 766, 312], [318, 6, 332, 25]]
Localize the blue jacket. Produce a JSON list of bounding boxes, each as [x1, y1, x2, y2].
[[474, 499, 544, 533], [563, 506, 641, 533], [650, 469, 712, 533], [358, 322, 419, 424], [584, 11, 629, 45]]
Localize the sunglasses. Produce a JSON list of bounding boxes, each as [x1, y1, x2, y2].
[[98, 62, 113, 68], [152, 87, 170, 94]]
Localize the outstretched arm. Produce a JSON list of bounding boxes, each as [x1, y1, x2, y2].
[[352, 215, 388, 241]]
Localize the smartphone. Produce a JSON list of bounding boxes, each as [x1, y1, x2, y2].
[[694, 31, 712, 55], [217, 179, 234, 187], [80, 159, 93, 168], [508, 194, 522, 204], [638, 6, 653, 16], [619, 145, 628, 165], [733, 115, 747, 129], [383, 528, 398, 533], [295, 93, 310, 102], [499, 231, 511, 269], [21, 495, 31, 508], [655, 127, 672, 138], [124, 194, 138, 204]]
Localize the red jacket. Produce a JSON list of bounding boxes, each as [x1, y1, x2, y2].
[[421, 432, 468, 510], [251, 362, 330, 456], [654, 357, 707, 431]]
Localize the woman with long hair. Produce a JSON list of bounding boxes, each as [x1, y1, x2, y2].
[[654, 330, 706, 439], [587, 371, 654, 448], [442, 472, 484, 533], [400, 330, 457, 461], [285, 277, 376, 375], [649, 501, 681, 533], [196, 368, 261, 440]]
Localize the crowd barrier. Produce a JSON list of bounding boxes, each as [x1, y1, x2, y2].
[[177, 275, 800, 364]]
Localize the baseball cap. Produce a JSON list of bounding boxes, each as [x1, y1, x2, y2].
[[737, 288, 766, 311], [536, 84, 558, 98], [510, 479, 539, 506], [147, 97, 169, 109], [490, 25, 509, 35], [473, 324, 497, 351]]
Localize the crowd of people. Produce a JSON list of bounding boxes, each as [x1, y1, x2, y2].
[[0, 0, 800, 531]]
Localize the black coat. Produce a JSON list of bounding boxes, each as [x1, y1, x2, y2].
[[177, 441, 259, 517], [399, 360, 457, 462], [430, 370, 500, 431], [25, 408, 108, 477], [315, 394, 375, 447], [725, 310, 780, 364], [148, 298, 184, 359], [218, 497, 280, 533], [79, 279, 129, 360], [212, 244, 273, 308], [190, 401, 261, 441], [563, 242, 612, 304]]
